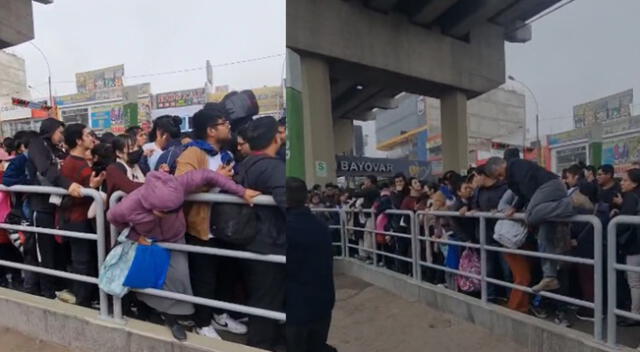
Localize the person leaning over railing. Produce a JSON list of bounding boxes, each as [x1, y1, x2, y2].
[[107, 169, 259, 341]]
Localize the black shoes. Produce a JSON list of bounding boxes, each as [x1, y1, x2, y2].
[[164, 314, 187, 342]]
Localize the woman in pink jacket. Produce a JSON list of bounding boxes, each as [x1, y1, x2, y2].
[[108, 169, 259, 341]]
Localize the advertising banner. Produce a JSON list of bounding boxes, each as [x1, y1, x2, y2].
[[573, 89, 633, 128], [90, 104, 123, 132], [602, 134, 640, 176], [155, 88, 206, 109], [76, 65, 125, 93], [252, 86, 283, 114], [56, 83, 150, 107]]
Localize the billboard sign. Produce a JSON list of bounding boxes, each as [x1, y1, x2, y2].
[[76, 65, 125, 93], [573, 89, 633, 128], [602, 134, 640, 176], [336, 156, 431, 179], [155, 88, 206, 109], [56, 83, 150, 107], [90, 104, 123, 132]]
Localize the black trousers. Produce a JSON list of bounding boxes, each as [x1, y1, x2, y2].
[[0, 242, 23, 282], [33, 211, 69, 298], [186, 235, 241, 327], [63, 221, 98, 307], [244, 260, 286, 351], [286, 315, 332, 352]]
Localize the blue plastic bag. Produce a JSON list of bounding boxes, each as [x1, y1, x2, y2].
[[98, 229, 138, 298], [123, 243, 171, 289]]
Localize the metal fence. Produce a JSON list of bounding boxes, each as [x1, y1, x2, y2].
[[607, 215, 640, 346], [0, 185, 109, 318], [0, 185, 286, 327], [316, 207, 605, 342], [109, 191, 287, 323]]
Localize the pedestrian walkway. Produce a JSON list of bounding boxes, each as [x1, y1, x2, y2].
[[330, 274, 527, 352], [0, 327, 76, 352]]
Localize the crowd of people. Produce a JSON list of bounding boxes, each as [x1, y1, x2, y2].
[[0, 93, 287, 350], [309, 148, 640, 329]]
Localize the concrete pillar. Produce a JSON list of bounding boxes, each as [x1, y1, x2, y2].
[[300, 55, 336, 185], [334, 118, 354, 156], [441, 90, 468, 173]]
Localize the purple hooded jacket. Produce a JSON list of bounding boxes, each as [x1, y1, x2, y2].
[[107, 169, 246, 243]]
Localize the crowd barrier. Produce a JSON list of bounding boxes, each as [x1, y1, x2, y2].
[[315, 207, 606, 343], [607, 215, 640, 346], [0, 185, 286, 329]]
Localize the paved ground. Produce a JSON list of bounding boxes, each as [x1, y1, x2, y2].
[[0, 327, 77, 352], [329, 274, 527, 352]]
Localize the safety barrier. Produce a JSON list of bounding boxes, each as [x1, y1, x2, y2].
[[321, 206, 605, 342], [311, 207, 347, 259], [0, 185, 109, 318], [110, 191, 286, 323], [606, 215, 640, 347]]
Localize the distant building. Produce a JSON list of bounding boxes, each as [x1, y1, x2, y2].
[[375, 87, 526, 175]]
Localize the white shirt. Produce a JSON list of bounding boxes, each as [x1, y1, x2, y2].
[[143, 142, 162, 170]]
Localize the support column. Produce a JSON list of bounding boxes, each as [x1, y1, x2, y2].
[[300, 55, 336, 185], [441, 90, 468, 173], [334, 118, 354, 156]]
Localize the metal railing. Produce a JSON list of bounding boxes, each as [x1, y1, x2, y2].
[[320, 206, 605, 342], [309, 208, 347, 258], [606, 215, 640, 347], [109, 191, 287, 323], [0, 185, 109, 318]]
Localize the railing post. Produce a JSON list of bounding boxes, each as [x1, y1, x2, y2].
[[410, 212, 418, 280], [340, 208, 347, 259], [479, 216, 488, 304], [415, 211, 423, 282], [607, 218, 618, 346], [369, 209, 378, 266], [592, 218, 603, 341], [85, 189, 109, 320], [110, 191, 126, 323]]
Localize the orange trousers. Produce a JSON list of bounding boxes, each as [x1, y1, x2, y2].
[[504, 251, 533, 313]]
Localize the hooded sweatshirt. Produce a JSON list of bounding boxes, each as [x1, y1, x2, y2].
[[27, 118, 70, 213], [107, 169, 245, 243]]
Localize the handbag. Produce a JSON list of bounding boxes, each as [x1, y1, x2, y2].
[[456, 248, 481, 293], [98, 228, 138, 298], [123, 241, 171, 290], [493, 219, 528, 249]]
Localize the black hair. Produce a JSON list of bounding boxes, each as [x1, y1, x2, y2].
[[192, 105, 228, 140], [237, 123, 250, 141], [393, 173, 407, 181], [566, 164, 584, 178], [13, 130, 38, 151], [64, 123, 87, 150], [366, 175, 378, 186], [100, 132, 116, 145], [287, 177, 308, 208], [2, 137, 15, 154], [627, 168, 640, 186], [503, 147, 520, 161], [427, 183, 439, 192], [598, 164, 615, 176], [112, 134, 136, 154], [585, 165, 597, 175], [126, 126, 142, 139], [379, 182, 390, 189], [245, 116, 279, 151], [180, 131, 194, 141], [149, 115, 181, 142], [92, 143, 116, 172]]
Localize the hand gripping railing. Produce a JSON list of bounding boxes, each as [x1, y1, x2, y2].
[[416, 210, 604, 342], [606, 215, 640, 346], [109, 191, 286, 323], [0, 185, 109, 318]]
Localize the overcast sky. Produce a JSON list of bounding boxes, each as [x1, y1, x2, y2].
[[505, 0, 640, 138], [5, 0, 285, 98]]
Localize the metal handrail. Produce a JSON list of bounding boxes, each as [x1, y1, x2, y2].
[[0, 185, 109, 318], [109, 190, 286, 323]]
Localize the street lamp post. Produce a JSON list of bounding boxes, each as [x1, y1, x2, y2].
[[30, 42, 53, 107], [508, 75, 540, 164]]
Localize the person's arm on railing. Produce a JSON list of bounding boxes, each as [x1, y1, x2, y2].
[[177, 169, 259, 204]]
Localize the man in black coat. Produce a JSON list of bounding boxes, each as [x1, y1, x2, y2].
[[235, 116, 286, 350], [287, 177, 335, 352]]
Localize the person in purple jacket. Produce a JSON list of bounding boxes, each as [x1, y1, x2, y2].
[[108, 169, 260, 341]]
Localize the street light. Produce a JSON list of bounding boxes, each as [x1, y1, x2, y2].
[[508, 75, 540, 163], [29, 42, 53, 107]]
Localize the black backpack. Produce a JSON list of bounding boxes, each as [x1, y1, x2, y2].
[[209, 157, 266, 246]]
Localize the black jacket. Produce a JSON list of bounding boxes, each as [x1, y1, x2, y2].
[[236, 154, 286, 255], [27, 119, 70, 213], [617, 188, 640, 255], [507, 159, 557, 210], [474, 181, 508, 242], [450, 197, 477, 242], [286, 207, 335, 325]]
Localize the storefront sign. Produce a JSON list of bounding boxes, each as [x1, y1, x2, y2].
[[336, 156, 431, 179], [602, 134, 640, 176], [90, 104, 123, 131], [56, 83, 150, 107], [155, 88, 206, 109], [573, 89, 633, 128], [547, 128, 592, 146], [76, 65, 124, 93]]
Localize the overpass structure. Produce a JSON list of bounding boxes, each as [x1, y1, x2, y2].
[[0, 0, 53, 50], [286, 0, 562, 184]]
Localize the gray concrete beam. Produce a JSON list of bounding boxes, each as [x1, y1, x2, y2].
[[411, 0, 458, 26], [491, 0, 561, 26], [288, 0, 506, 98], [0, 0, 34, 49], [366, 0, 400, 12], [444, 0, 517, 38]]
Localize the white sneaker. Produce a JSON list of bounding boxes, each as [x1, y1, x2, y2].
[[213, 313, 248, 335], [195, 325, 221, 339]]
